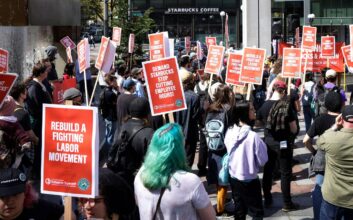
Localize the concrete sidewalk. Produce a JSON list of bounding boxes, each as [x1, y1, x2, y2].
[[193, 115, 314, 220]]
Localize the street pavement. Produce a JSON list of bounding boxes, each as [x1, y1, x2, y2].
[[194, 115, 314, 220], [89, 44, 315, 220]]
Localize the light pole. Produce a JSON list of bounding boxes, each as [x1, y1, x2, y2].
[[104, 0, 109, 36], [308, 13, 315, 26], [220, 11, 226, 44]]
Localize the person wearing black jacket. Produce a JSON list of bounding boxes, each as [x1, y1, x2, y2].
[[108, 97, 154, 187]]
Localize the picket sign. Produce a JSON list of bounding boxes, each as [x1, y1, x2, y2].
[[350, 25, 353, 61], [204, 45, 225, 94], [301, 50, 310, 89], [0, 49, 9, 73], [0, 73, 18, 107], [77, 38, 90, 106]]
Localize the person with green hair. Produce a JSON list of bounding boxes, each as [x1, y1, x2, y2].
[[134, 123, 215, 220]]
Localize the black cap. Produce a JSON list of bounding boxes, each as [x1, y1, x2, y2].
[[129, 97, 150, 118], [0, 168, 27, 197], [342, 105, 353, 123]]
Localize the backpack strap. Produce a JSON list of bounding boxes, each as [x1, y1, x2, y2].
[[125, 125, 147, 146], [152, 187, 167, 220]]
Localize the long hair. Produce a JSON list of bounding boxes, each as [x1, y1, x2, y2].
[[208, 84, 234, 112], [140, 123, 189, 190]]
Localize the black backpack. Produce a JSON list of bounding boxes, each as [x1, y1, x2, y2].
[[314, 85, 340, 117], [266, 99, 292, 142], [107, 125, 146, 174]]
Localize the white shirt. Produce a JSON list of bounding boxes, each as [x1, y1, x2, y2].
[[134, 170, 210, 220]]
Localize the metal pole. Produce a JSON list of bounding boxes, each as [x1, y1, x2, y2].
[[221, 16, 224, 43], [104, 0, 109, 37]]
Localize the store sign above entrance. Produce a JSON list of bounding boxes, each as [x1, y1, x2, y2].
[[165, 8, 219, 14]]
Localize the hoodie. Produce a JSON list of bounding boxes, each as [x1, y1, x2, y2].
[[224, 125, 268, 181]]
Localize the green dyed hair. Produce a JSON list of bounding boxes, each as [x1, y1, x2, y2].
[[140, 123, 189, 190]]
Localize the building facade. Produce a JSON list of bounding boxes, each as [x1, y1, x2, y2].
[[131, 0, 242, 47]]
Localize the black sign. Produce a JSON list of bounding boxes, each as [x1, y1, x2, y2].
[[165, 8, 219, 14]]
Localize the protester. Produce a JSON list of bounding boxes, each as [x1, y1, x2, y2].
[[316, 106, 353, 219], [63, 87, 82, 106], [115, 78, 137, 135], [257, 80, 299, 211], [134, 123, 216, 220], [75, 60, 94, 105], [10, 83, 39, 145], [0, 168, 64, 219], [301, 72, 315, 131], [79, 168, 135, 220], [0, 96, 32, 171], [174, 67, 201, 167], [303, 91, 342, 220], [63, 63, 75, 80], [225, 101, 268, 220], [108, 97, 154, 186], [205, 83, 235, 216], [130, 67, 145, 98], [323, 69, 346, 104], [99, 73, 119, 163], [25, 60, 53, 177], [194, 72, 210, 176], [44, 45, 59, 82]]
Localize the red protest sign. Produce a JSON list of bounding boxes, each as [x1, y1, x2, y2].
[[342, 45, 353, 69], [301, 26, 317, 51], [321, 36, 335, 58], [239, 47, 266, 85], [301, 50, 314, 72], [282, 48, 302, 78], [77, 39, 90, 73], [142, 57, 186, 116], [60, 36, 76, 50], [149, 32, 168, 61], [128, 34, 135, 53], [41, 104, 99, 198], [95, 36, 110, 70], [112, 27, 122, 46], [185, 36, 191, 54], [66, 47, 72, 63], [225, 52, 244, 86], [204, 45, 225, 75], [0, 73, 17, 108], [52, 78, 77, 104], [206, 37, 217, 48], [0, 49, 9, 73]]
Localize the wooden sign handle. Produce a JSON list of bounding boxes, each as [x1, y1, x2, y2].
[[83, 70, 89, 106], [168, 112, 175, 123], [64, 196, 73, 220], [246, 84, 252, 101]]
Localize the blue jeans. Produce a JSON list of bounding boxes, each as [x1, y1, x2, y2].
[[320, 199, 353, 220], [313, 174, 324, 220], [303, 105, 314, 132], [104, 119, 116, 147]]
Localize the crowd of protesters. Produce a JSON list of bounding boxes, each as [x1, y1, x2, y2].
[[0, 41, 352, 220]]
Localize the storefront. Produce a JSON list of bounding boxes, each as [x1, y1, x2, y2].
[[272, 0, 353, 44], [131, 0, 242, 47]]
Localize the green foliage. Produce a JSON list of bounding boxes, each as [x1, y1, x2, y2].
[[81, 0, 103, 25]]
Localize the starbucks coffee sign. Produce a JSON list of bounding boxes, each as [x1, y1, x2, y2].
[[165, 8, 219, 14]]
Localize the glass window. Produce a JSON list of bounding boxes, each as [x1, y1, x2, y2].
[[133, 0, 147, 9], [150, 0, 163, 9], [178, 16, 192, 37], [195, 0, 208, 7], [223, 0, 236, 8], [178, 0, 192, 7], [165, 0, 177, 7]]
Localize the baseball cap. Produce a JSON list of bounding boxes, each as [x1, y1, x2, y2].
[[131, 68, 143, 77], [0, 168, 27, 197], [129, 97, 150, 118], [123, 78, 136, 90], [273, 80, 287, 90], [342, 105, 353, 123], [45, 45, 58, 58], [326, 69, 337, 78], [63, 88, 82, 101]]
